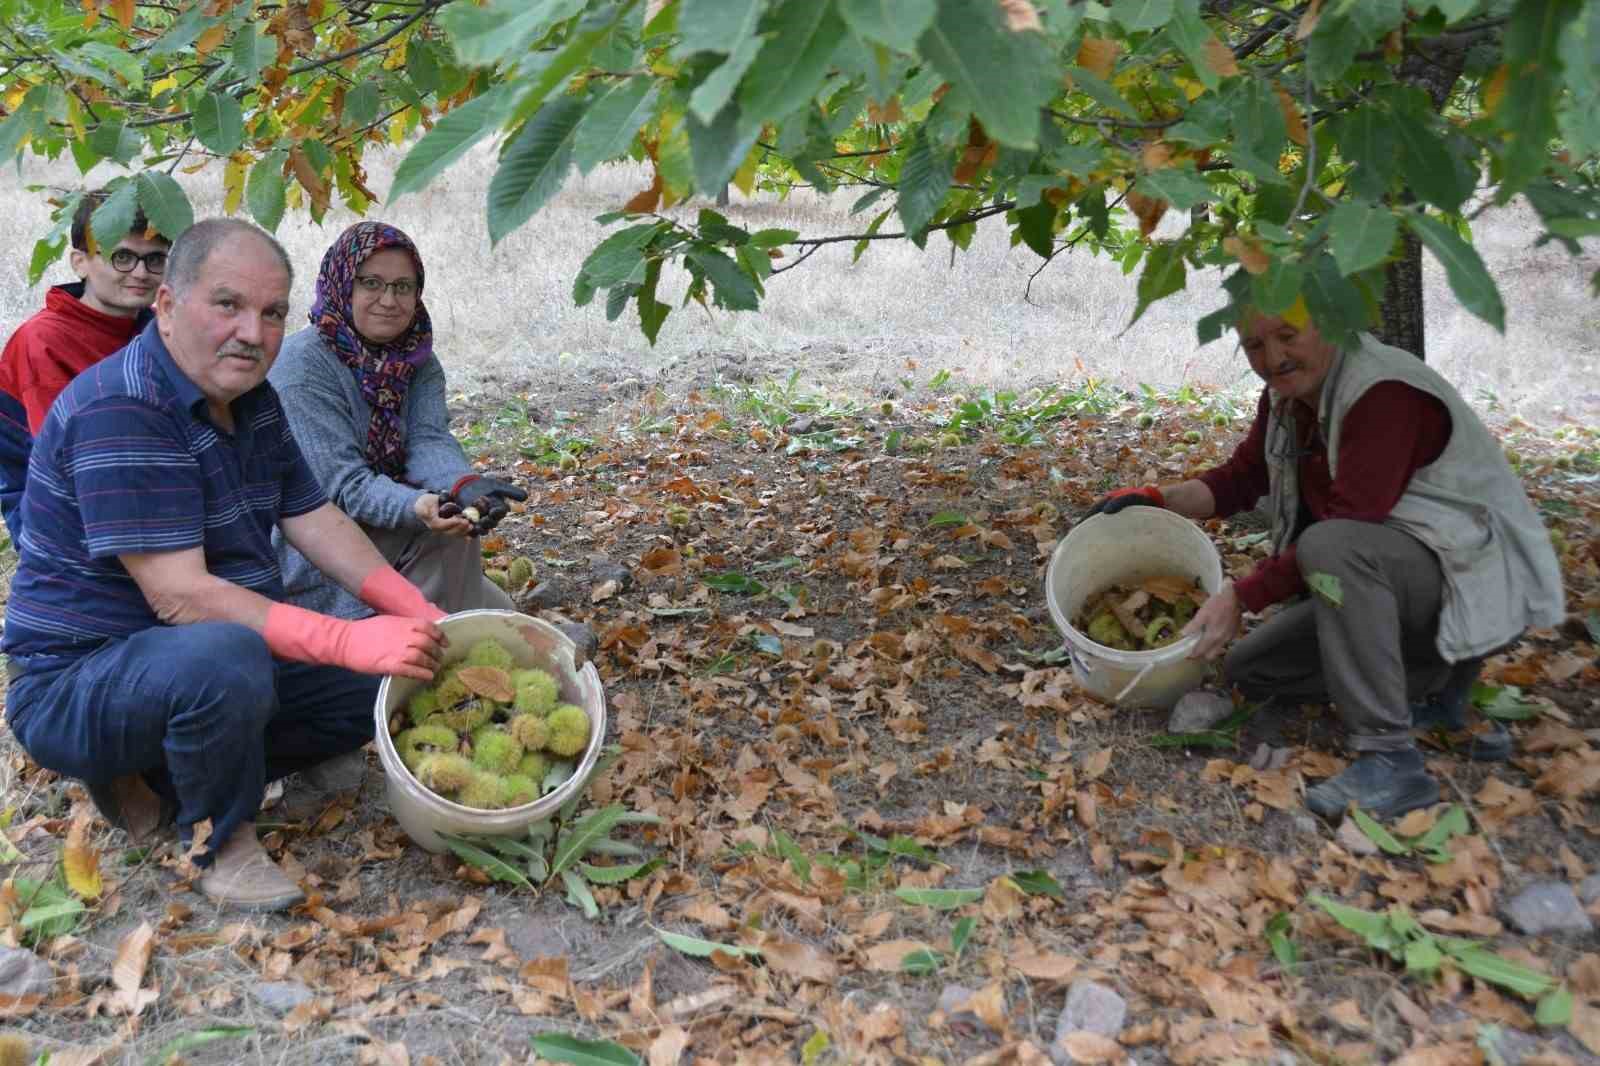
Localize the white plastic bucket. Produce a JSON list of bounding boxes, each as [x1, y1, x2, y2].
[[1044, 508, 1224, 710], [373, 610, 608, 853]]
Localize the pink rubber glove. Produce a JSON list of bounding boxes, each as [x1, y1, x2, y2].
[[264, 603, 444, 681], [358, 565, 447, 623]]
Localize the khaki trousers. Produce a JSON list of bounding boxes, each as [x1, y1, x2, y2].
[[1223, 519, 1460, 753], [364, 524, 516, 616]]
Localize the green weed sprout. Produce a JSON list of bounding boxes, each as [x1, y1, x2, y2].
[[508, 712, 550, 751], [512, 668, 560, 715], [416, 752, 475, 793], [545, 704, 591, 757], [396, 723, 458, 771], [466, 638, 515, 670], [471, 725, 522, 773]]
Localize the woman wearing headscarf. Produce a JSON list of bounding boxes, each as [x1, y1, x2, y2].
[[270, 221, 524, 621]]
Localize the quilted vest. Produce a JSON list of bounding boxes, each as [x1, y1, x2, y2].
[[1262, 333, 1565, 661]]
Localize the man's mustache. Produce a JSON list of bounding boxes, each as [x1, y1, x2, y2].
[[218, 345, 265, 362]]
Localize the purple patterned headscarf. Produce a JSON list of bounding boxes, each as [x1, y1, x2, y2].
[[309, 221, 434, 479]]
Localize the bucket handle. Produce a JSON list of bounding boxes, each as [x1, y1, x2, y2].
[[1111, 633, 1202, 705]]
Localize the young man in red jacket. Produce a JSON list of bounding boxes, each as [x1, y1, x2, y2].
[[0, 190, 172, 542]]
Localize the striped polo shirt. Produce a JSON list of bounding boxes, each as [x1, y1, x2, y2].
[[2, 321, 327, 670]]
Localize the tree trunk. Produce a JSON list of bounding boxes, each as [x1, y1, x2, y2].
[[1377, 216, 1427, 358], [1377, 33, 1476, 361]]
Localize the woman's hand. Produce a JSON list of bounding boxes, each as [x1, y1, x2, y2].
[[1183, 581, 1242, 661], [414, 492, 474, 537]]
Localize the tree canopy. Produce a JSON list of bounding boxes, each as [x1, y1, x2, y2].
[[2, 0, 1597, 348]]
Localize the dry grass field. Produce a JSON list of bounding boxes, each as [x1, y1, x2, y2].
[[2, 145, 1597, 427]]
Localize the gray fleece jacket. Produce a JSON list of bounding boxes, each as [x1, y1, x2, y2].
[[268, 326, 473, 618]]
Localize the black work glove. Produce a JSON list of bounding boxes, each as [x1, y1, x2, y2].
[[1085, 485, 1164, 518], [440, 474, 528, 535]]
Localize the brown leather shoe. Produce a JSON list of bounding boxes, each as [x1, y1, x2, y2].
[[87, 775, 173, 844], [197, 823, 305, 912]]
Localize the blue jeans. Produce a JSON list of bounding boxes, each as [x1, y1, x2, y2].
[[6, 622, 377, 856]]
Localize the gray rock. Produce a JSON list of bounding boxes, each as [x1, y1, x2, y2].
[[1166, 691, 1235, 734], [518, 577, 572, 611], [554, 621, 599, 667], [786, 416, 836, 436], [1579, 873, 1600, 907], [937, 984, 996, 1033], [1050, 979, 1129, 1065], [587, 556, 633, 592], [1291, 815, 1322, 838], [1249, 743, 1293, 771], [250, 980, 313, 1015], [1504, 882, 1595, 936], [0, 946, 52, 1005]]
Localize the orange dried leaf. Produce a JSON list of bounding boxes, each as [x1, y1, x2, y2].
[[112, 0, 135, 30], [1202, 37, 1240, 78], [1222, 235, 1271, 275], [63, 812, 104, 899], [1274, 85, 1308, 145], [1483, 64, 1510, 118], [1077, 37, 1121, 79], [624, 169, 663, 214], [1059, 1031, 1126, 1063], [1126, 189, 1167, 238], [196, 23, 227, 55], [457, 666, 514, 702], [1295, 0, 1323, 40], [758, 936, 838, 982]]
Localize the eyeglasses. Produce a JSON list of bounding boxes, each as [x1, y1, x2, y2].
[[108, 249, 168, 275], [354, 275, 418, 299]]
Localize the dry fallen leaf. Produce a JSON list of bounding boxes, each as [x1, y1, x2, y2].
[[1077, 37, 1120, 79], [648, 1024, 691, 1066], [456, 666, 514, 703], [759, 936, 838, 982], [1083, 747, 1113, 781], [63, 812, 103, 900], [1058, 1031, 1126, 1064]]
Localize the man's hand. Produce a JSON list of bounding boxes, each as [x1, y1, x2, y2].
[[444, 475, 528, 535], [1183, 582, 1241, 661], [334, 615, 446, 680], [1086, 485, 1164, 517], [414, 492, 473, 537], [264, 602, 445, 681]]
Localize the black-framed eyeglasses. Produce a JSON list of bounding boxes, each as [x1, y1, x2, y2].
[[108, 249, 168, 275], [354, 274, 418, 299]]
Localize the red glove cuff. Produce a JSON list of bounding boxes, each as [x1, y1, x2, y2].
[[359, 565, 447, 623], [264, 602, 346, 665], [449, 474, 480, 499], [1111, 485, 1164, 507]]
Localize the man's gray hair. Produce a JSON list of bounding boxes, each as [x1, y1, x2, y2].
[[164, 218, 293, 297]]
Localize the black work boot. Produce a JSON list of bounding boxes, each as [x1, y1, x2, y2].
[[1305, 747, 1440, 821], [1409, 657, 1512, 762]]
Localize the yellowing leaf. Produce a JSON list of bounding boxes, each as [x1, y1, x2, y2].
[[223, 156, 248, 215], [1077, 37, 1121, 80], [150, 75, 179, 96], [1483, 64, 1510, 118], [196, 23, 227, 56], [63, 812, 103, 900], [1282, 294, 1310, 329], [1202, 38, 1239, 79], [1223, 235, 1270, 275]]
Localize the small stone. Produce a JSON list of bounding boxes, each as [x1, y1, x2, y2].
[[1051, 979, 1127, 1066], [0, 946, 53, 1008], [554, 621, 599, 667], [1504, 882, 1595, 936], [936, 984, 994, 1032], [1578, 873, 1600, 907], [587, 556, 633, 592], [1166, 691, 1235, 734], [1336, 818, 1379, 857], [250, 980, 313, 1014], [518, 577, 572, 611], [1249, 743, 1293, 771], [1292, 815, 1322, 838]]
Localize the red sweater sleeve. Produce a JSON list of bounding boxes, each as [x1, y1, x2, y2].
[[1198, 388, 1271, 518], [1232, 381, 1451, 613]]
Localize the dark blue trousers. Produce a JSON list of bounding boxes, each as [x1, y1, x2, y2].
[[6, 622, 377, 855]]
